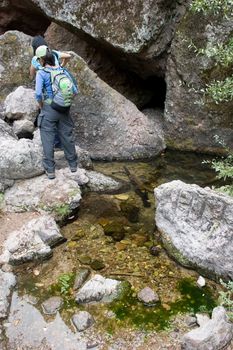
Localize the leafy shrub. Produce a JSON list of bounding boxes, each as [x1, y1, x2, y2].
[[203, 136, 233, 196], [190, 0, 233, 16], [219, 279, 233, 320], [58, 273, 75, 295]]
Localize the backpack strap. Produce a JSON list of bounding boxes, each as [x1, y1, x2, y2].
[[51, 50, 59, 59]]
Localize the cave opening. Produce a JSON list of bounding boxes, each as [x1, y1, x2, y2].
[[0, 0, 50, 36], [140, 76, 167, 110]]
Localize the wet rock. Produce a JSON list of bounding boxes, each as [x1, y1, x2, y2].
[[71, 311, 94, 331], [103, 220, 126, 241], [71, 228, 86, 241], [78, 256, 92, 265], [6, 292, 87, 350], [75, 274, 121, 303], [131, 233, 149, 247], [182, 306, 233, 350], [137, 287, 159, 306], [112, 231, 125, 242], [115, 242, 128, 251], [120, 202, 140, 223], [150, 246, 161, 257], [42, 296, 63, 315], [73, 269, 90, 291], [86, 171, 124, 193], [0, 269, 16, 319], [90, 259, 105, 271]]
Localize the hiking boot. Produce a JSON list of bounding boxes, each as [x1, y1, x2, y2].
[[45, 171, 55, 179]]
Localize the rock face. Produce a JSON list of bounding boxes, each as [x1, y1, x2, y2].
[[154, 180, 233, 280], [29, 0, 187, 77], [164, 7, 233, 153], [0, 31, 32, 100], [182, 307, 233, 350]]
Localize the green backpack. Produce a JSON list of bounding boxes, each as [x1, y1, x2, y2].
[[44, 68, 76, 112]]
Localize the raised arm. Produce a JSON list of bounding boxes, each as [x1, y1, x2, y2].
[[60, 52, 71, 67]]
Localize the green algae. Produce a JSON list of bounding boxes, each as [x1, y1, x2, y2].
[[109, 278, 217, 331]]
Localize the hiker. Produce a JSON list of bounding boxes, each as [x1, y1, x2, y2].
[[30, 35, 71, 79], [35, 46, 78, 179], [30, 35, 71, 148]]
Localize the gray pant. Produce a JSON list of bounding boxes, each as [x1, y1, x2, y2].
[[38, 103, 77, 173]]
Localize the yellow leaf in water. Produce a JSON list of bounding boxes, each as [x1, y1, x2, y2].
[[114, 194, 129, 201], [67, 241, 78, 248]]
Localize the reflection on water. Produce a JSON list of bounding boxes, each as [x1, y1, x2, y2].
[[15, 150, 220, 335]]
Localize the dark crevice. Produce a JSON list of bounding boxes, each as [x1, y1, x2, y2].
[[140, 76, 167, 110]]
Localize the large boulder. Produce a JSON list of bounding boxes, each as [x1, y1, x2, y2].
[[164, 7, 233, 153], [0, 31, 32, 101], [154, 180, 233, 280], [29, 0, 187, 77], [70, 53, 165, 159]]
